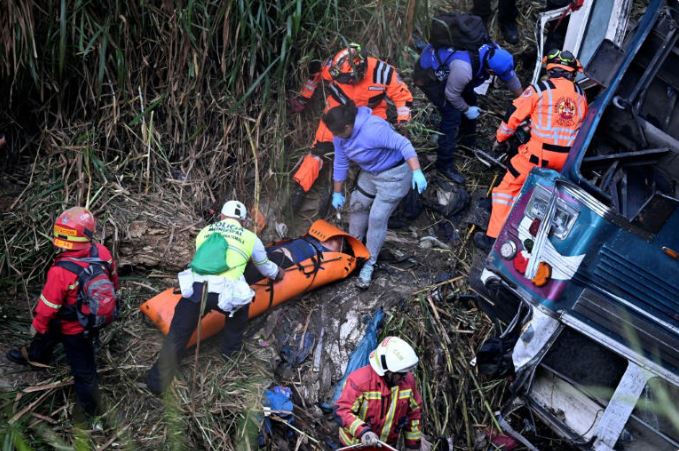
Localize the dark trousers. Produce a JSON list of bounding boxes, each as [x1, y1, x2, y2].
[[28, 326, 100, 416], [473, 0, 518, 25], [427, 89, 477, 171], [146, 282, 250, 394]]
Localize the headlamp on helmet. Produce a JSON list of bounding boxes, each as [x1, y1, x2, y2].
[[329, 43, 367, 84], [543, 48, 582, 74]]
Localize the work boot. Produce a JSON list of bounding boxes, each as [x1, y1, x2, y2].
[[500, 21, 519, 45], [145, 369, 164, 397], [473, 232, 495, 252], [6, 348, 29, 366], [356, 263, 374, 290], [437, 166, 466, 185], [6, 347, 49, 368]]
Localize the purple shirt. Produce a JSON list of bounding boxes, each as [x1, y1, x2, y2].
[[332, 107, 417, 182]]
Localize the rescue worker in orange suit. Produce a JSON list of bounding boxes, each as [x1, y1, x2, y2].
[[6, 207, 119, 419], [289, 44, 414, 197], [474, 49, 588, 251], [336, 336, 423, 450]]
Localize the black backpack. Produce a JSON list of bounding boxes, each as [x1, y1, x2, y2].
[[430, 12, 490, 50]]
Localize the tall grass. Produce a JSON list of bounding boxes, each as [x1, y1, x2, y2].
[[0, 0, 420, 286]]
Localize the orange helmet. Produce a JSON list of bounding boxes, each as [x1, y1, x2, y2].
[[53, 207, 95, 250], [329, 43, 367, 84], [543, 49, 582, 74]]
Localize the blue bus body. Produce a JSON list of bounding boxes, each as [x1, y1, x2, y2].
[[479, 1, 679, 448]]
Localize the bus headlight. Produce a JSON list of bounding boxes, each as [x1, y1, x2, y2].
[[525, 186, 579, 240]]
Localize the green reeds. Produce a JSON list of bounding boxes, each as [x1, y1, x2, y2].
[[0, 1, 427, 449]]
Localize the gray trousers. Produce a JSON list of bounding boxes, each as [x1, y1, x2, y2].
[[349, 162, 411, 265]]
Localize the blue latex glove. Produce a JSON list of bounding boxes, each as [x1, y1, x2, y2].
[[331, 192, 345, 209], [464, 106, 481, 120], [411, 169, 428, 194]]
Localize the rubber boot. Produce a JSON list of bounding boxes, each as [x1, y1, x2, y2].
[[473, 232, 495, 252]]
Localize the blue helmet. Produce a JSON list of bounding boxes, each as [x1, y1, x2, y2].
[[485, 46, 515, 81]]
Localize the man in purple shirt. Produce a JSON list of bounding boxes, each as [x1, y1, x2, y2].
[[322, 103, 428, 289]]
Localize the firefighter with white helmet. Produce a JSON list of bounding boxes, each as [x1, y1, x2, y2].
[[146, 200, 285, 396], [336, 336, 424, 449]]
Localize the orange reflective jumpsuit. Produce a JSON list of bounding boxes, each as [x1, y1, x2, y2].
[[487, 77, 588, 238], [299, 56, 413, 146]]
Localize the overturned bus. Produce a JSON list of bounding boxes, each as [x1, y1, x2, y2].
[[476, 0, 679, 449]]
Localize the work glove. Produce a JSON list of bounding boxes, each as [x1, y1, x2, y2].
[[29, 325, 37, 338], [331, 192, 345, 210], [464, 106, 481, 120], [274, 266, 285, 282], [411, 169, 428, 194], [492, 139, 509, 155], [361, 430, 380, 446], [289, 96, 308, 113]]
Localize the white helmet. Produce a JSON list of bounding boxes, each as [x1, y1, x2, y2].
[[369, 336, 419, 376], [221, 200, 247, 221]]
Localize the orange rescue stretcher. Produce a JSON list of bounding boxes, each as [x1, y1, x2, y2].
[[140, 219, 369, 346]]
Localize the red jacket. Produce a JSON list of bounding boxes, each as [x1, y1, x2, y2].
[[33, 243, 119, 335], [336, 365, 423, 448]]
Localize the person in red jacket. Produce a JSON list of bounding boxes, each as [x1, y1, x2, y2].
[[336, 336, 423, 450], [6, 207, 119, 418]]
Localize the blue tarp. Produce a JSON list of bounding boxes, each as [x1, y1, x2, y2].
[[323, 308, 385, 411], [262, 385, 294, 436]]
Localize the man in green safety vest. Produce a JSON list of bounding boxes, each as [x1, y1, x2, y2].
[[146, 200, 284, 396]]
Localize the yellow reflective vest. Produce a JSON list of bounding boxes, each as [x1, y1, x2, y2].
[[194, 218, 256, 280]]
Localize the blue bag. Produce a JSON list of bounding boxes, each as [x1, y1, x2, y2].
[[322, 308, 385, 411]]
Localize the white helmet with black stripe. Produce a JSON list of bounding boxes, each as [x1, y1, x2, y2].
[[221, 200, 247, 221], [369, 336, 419, 376]]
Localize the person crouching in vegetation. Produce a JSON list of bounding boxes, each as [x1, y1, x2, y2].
[[323, 102, 428, 289]]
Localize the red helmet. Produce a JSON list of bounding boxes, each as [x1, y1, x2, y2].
[[53, 207, 96, 250], [329, 44, 367, 84]]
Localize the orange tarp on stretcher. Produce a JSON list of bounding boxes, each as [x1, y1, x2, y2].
[[140, 219, 369, 346]]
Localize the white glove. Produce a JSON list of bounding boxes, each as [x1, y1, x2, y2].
[[361, 431, 380, 446], [29, 325, 37, 338]]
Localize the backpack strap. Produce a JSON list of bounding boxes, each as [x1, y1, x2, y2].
[[54, 260, 87, 321], [434, 48, 456, 71], [55, 260, 86, 277]]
